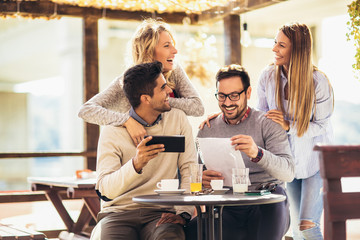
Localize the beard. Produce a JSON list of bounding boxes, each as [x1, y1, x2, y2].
[[220, 102, 247, 123], [153, 103, 171, 113]]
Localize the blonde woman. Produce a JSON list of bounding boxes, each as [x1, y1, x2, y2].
[[78, 18, 204, 145], [257, 23, 334, 240]]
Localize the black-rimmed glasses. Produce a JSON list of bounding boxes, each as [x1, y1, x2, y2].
[[215, 89, 246, 102]]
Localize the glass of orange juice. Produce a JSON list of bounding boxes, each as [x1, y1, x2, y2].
[[190, 163, 203, 193]]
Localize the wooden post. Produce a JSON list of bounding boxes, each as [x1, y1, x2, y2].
[[83, 16, 99, 171], [223, 14, 241, 65]]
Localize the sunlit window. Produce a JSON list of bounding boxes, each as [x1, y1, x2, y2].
[[0, 17, 84, 190], [319, 14, 360, 144]]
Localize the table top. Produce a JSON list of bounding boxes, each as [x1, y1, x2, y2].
[[133, 192, 286, 207], [27, 176, 96, 188]]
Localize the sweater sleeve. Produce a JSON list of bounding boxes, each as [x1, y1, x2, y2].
[[168, 64, 205, 117], [174, 110, 197, 216], [95, 126, 140, 200], [256, 117, 295, 182], [78, 75, 131, 126]]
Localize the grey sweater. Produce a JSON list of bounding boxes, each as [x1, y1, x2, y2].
[[78, 64, 204, 126], [197, 108, 294, 190]]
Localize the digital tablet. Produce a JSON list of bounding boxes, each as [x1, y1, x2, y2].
[[145, 135, 185, 152]]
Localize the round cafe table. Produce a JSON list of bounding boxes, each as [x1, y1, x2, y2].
[[133, 191, 286, 240]]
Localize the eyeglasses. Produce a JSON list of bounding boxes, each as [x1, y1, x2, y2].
[[215, 89, 246, 102]]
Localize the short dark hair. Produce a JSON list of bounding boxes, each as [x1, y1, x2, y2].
[[123, 61, 163, 108], [216, 64, 250, 91]]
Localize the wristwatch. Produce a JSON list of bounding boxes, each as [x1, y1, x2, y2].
[[179, 212, 191, 224], [251, 147, 264, 163]]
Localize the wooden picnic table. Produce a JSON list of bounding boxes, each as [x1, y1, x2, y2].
[[28, 176, 99, 236]]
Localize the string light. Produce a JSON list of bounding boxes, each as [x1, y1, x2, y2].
[[1, 0, 233, 20], [50, 0, 230, 14]]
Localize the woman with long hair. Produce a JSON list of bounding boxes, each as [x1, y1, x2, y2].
[[78, 18, 204, 145], [257, 23, 334, 240]]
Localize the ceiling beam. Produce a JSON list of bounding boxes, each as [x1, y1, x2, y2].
[[198, 0, 287, 23], [0, 0, 199, 24]]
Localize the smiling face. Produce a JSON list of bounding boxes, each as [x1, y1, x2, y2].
[[272, 30, 292, 70], [150, 73, 173, 113], [217, 76, 251, 125], [154, 31, 178, 72]]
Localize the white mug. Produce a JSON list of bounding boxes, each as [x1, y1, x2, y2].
[[156, 179, 179, 191], [210, 179, 224, 190]]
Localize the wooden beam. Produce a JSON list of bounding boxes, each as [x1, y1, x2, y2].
[[0, 0, 198, 24], [224, 14, 241, 65], [0, 191, 79, 203], [0, 151, 96, 159], [198, 0, 286, 23], [83, 17, 99, 171]]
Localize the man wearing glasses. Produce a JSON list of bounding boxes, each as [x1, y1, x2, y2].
[[186, 64, 294, 240]]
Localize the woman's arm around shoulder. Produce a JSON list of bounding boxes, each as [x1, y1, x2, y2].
[[168, 63, 205, 117], [78, 75, 131, 126]]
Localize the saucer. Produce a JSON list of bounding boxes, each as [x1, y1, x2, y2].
[[212, 188, 230, 194], [154, 189, 186, 195]]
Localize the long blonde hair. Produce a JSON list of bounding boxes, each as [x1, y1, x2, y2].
[[131, 18, 176, 89], [275, 23, 330, 137]]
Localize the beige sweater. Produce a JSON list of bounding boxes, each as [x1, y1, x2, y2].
[[96, 108, 196, 215]]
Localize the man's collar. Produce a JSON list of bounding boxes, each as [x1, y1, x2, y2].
[[222, 107, 251, 125], [129, 107, 162, 127]]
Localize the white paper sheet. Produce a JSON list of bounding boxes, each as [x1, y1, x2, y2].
[[197, 137, 245, 186]]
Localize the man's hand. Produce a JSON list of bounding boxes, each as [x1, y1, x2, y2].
[[132, 136, 165, 172], [156, 212, 186, 227], [124, 117, 147, 146], [230, 134, 258, 159], [202, 170, 224, 188], [265, 109, 290, 131]]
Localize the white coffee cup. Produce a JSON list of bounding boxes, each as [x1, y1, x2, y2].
[[210, 179, 224, 190], [156, 179, 179, 191]]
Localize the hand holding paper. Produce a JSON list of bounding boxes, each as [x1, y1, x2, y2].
[[197, 137, 246, 186]]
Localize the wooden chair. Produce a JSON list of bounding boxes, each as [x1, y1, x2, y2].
[[314, 145, 360, 240]]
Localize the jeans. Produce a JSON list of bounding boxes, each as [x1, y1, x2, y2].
[[287, 171, 323, 240]]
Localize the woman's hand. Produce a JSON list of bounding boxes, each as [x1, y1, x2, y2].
[[124, 117, 147, 146], [265, 109, 290, 131], [198, 112, 221, 130]]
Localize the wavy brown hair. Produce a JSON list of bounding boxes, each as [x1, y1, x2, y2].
[[275, 23, 332, 137]]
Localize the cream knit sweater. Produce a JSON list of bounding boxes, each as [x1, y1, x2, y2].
[[96, 108, 196, 216]]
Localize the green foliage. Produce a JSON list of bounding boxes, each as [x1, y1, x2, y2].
[[347, 0, 360, 78]]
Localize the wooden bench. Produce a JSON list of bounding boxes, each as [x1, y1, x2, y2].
[[0, 223, 46, 240], [314, 145, 360, 240]]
